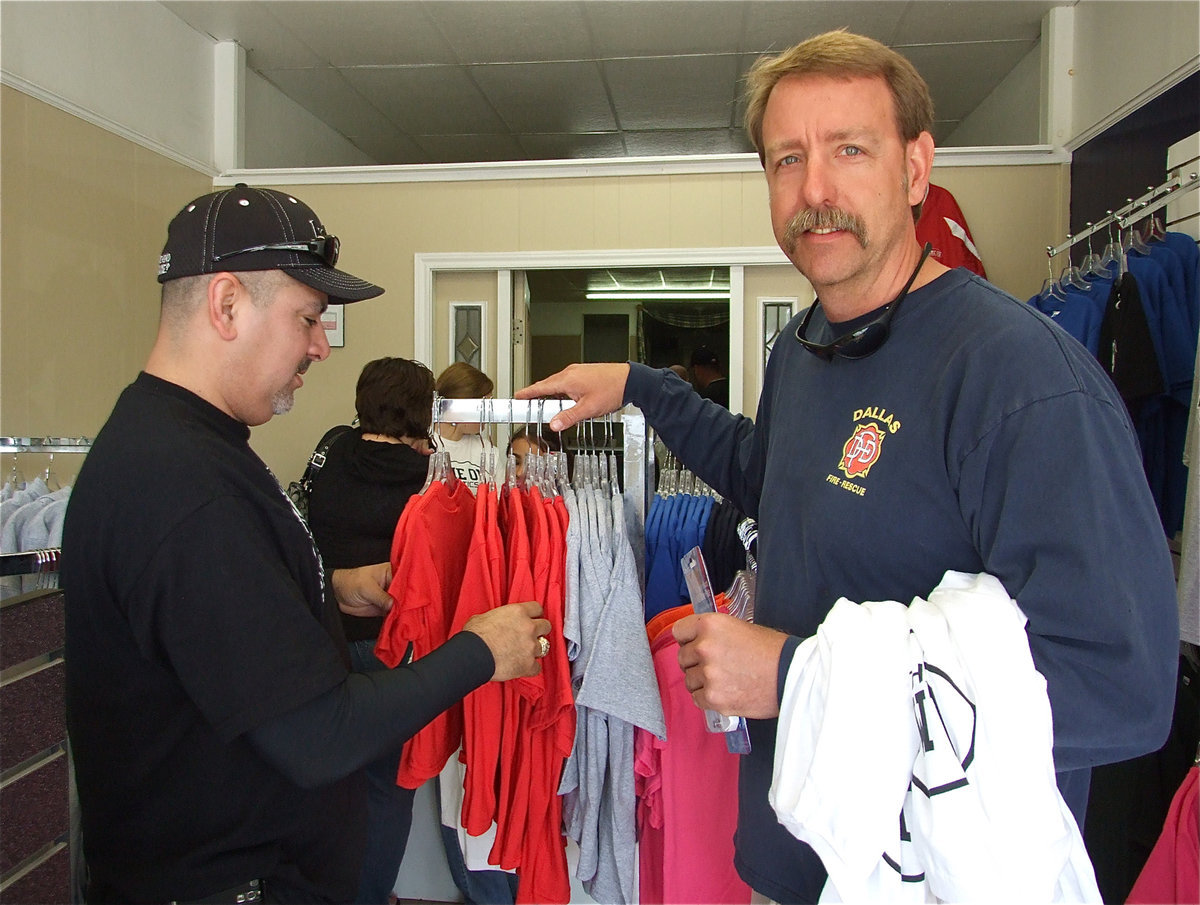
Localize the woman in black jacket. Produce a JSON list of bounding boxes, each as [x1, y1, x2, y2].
[[308, 357, 434, 904]]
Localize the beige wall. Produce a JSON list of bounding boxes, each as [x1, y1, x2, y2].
[[434, 270, 499, 377], [2, 90, 1070, 483], [0, 85, 211, 440], [742, 264, 815, 415]]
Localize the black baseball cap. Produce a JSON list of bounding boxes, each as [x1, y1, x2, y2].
[[156, 184, 384, 304], [690, 346, 719, 368]]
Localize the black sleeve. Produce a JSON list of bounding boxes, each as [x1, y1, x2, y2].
[[246, 631, 494, 788]]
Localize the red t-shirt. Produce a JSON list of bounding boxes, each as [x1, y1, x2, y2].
[[489, 486, 537, 867], [375, 478, 476, 789], [456, 483, 508, 835], [915, 183, 987, 277], [513, 492, 573, 905]]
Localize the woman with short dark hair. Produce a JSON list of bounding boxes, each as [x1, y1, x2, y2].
[[307, 356, 435, 904]]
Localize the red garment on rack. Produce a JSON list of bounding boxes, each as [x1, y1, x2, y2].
[[489, 487, 538, 867], [915, 183, 987, 277], [457, 482, 507, 836], [512, 491, 573, 905], [1126, 765, 1198, 904], [375, 478, 476, 789]]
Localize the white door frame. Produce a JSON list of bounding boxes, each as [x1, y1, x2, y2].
[[414, 246, 789, 415]]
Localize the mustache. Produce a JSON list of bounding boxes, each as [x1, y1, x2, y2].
[[783, 207, 868, 249], [297, 358, 314, 376]]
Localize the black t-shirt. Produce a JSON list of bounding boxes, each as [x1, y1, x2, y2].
[[308, 429, 428, 642], [62, 373, 362, 903]]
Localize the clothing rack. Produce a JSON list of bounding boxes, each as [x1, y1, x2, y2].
[[0, 437, 92, 454], [1046, 171, 1199, 259], [432, 397, 652, 584], [0, 548, 62, 578]]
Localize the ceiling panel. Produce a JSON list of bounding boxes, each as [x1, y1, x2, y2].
[[518, 132, 628, 160], [272, 1, 456, 66], [892, 0, 1054, 45], [413, 132, 528, 164], [583, 1, 750, 56], [259, 66, 388, 138], [471, 62, 617, 133], [344, 124, 429, 165], [158, 0, 1074, 168], [624, 128, 754, 157], [605, 54, 743, 131], [741, 0, 907, 49], [341, 65, 509, 134], [422, 1, 595, 63], [161, 1, 323, 69]]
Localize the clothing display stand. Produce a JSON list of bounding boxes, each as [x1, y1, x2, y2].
[[0, 437, 93, 455], [1046, 171, 1199, 261], [434, 398, 652, 586], [0, 437, 90, 902], [0, 550, 74, 905]]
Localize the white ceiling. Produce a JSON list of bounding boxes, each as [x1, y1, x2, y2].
[[161, 0, 1074, 166]]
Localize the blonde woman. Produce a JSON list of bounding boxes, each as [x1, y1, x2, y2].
[[433, 362, 496, 493]]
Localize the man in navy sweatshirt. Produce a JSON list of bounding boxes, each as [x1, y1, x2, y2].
[[518, 30, 1179, 904]]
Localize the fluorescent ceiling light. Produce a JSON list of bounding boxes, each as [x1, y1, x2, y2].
[[585, 290, 729, 300]]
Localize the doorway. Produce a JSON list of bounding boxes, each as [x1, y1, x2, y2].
[[524, 265, 731, 385]]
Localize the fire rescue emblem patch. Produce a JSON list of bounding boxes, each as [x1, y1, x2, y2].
[[840, 423, 884, 479]]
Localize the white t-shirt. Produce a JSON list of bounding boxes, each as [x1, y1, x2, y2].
[[433, 432, 495, 493]]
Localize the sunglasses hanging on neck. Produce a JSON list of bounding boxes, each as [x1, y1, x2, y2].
[[795, 242, 933, 361]]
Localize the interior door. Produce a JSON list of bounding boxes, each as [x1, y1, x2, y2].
[[510, 270, 531, 392]]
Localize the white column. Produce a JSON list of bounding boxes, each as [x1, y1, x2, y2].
[[1040, 5, 1074, 149], [213, 40, 245, 172]]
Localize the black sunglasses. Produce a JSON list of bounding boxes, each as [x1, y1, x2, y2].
[[212, 234, 340, 267], [795, 243, 932, 361]]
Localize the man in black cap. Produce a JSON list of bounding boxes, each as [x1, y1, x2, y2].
[[62, 185, 551, 904], [690, 346, 729, 408]]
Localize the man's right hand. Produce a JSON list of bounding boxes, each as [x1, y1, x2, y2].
[[463, 600, 552, 681], [515, 362, 630, 433]]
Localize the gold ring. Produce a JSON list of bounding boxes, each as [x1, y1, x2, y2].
[[536, 635, 550, 658]]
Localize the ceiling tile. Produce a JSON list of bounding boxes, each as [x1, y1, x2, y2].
[[472, 61, 616, 132], [267, 1, 457, 66], [421, 1, 594, 63], [740, 1, 907, 50], [343, 126, 429, 165], [584, 1, 749, 56], [340, 65, 509, 133], [259, 66, 385, 137], [413, 132, 529, 164], [161, 1, 323, 69], [892, 1, 1060, 45], [604, 55, 742, 130], [518, 133, 628, 160], [624, 129, 755, 157]]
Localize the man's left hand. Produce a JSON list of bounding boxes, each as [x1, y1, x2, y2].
[[331, 563, 393, 618], [672, 613, 789, 719]]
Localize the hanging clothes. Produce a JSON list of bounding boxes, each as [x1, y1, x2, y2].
[[635, 609, 749, 905], [377, 407, 672, 905], [376, 476, 476, 787], [1125, 766, 1199, 905], [915, 183, 987, 277], [560, 476, 666, 905], [1031, 229, 1199, 536]]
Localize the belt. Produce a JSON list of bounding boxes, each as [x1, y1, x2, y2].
[[169, 879, 263, 904]]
